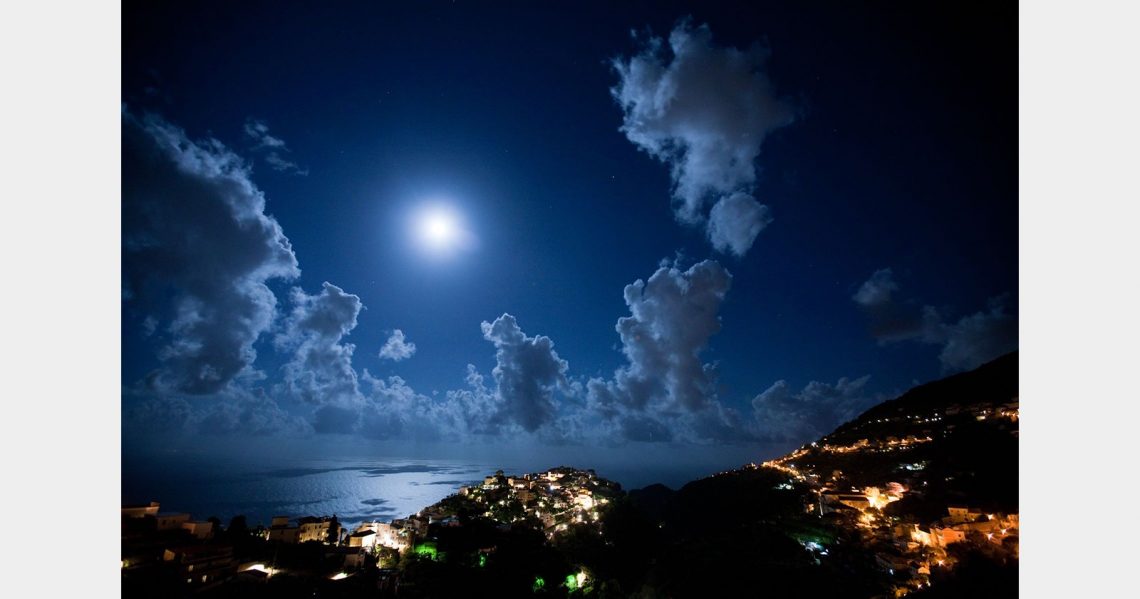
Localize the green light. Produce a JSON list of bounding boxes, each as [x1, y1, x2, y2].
[[532, 577, 545, 592], [413, 542, 438, 560], [564, 571, 587, 592], [478, 554, 487, 568]]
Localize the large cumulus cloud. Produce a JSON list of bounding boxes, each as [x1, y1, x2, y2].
[[590, 259, 731, 412], [481, 314, 571, 432], [853, 269, 1018, 371], [275, 282, 366, 433], [611, 21, 796, 256], [586, 259, 737, 441], [122, 110, 300, 394]]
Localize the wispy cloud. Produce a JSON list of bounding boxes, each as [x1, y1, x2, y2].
[[244, 118, 308, 175]]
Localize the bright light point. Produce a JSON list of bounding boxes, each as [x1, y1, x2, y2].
[[423, 210, 457, 244], [411, 204, 474, 257]]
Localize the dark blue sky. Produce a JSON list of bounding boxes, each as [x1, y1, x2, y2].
[[121, 1, 1016, 469]]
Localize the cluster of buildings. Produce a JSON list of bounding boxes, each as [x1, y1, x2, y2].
[[265, 515, 339, 544], [253, 467, 624, 560], [818, 435, 934, 455], [898, 507, 1020, 554], [873, 506, 1020, 596], [453, 467, 619, 537], [808, 483, 1020, 596], [121, 501, 235, 588], [345, 517, 428, 553], [754, 434, 934, 483], [756, 400, 1020, 597], [121, 501, 217, 542], [964, 400, 1020, 431], [122, 466, 621, 592], [818, 484, 907, 514], [122, 501, 435, 591], [261, 513, 432, 554]]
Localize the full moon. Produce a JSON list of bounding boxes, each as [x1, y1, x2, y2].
[[413, 205, 470, 255], [422, 209, 457, 245]]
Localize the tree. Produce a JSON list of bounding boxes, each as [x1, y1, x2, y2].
[[327, 515, 340, 545], [227, 515, 249, 538]]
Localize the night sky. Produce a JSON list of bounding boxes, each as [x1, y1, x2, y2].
[[121, 1, 1017, 474]]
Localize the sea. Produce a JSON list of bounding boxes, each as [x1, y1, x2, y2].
[[121, 443, 786, 528], [122, 455, 511, 528]]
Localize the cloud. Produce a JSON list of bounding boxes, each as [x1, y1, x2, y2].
[[263, 152, 307, 175], [244, 118, 308, 175], [579, 259, 749, 443], [481, 314, 571, 432], [243, 119, 287, 149], [707, 191, 773, 256], [122, 110, 300, 394], [123, 394, 192, 433], [851, 268, 927, 342], [197, 388, 311, 436], [852, 268, 899, 308], [122, 383, 310, 438], [751, 376, 875, 442], [930, 297, 1019, 372], [618, 414, 674, 443], [589, 259, 732, 416], [611, 21, 796, 256], [853, 269, 1018, 371], [275, 282, 366, 433], [360, 372, 468, 441], [379, 329, 417, 361], [443, 365, 502, 436]]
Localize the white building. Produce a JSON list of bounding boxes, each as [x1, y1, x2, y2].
[[347, 530, 377, 549], [156, 513, 190, 531], [121, 502, 161, 518], [181, 520, 214, 540], [267, 526, 299, 543]]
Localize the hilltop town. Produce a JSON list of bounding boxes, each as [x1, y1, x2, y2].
[[121, 466, 624, 597], [754, 359, 1020, 597]]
